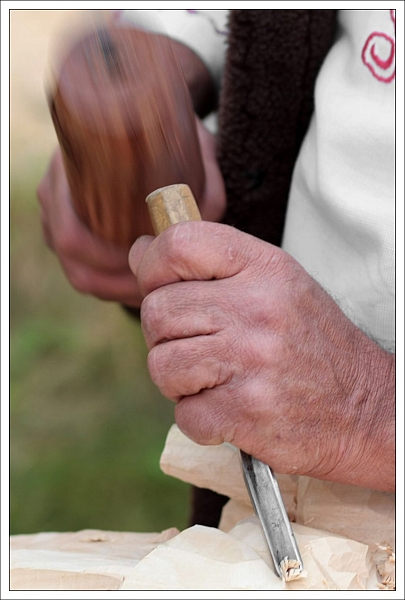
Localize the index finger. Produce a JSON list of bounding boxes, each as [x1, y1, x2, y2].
[[129, 220, 273, 296], [38, 150, 133, 273]]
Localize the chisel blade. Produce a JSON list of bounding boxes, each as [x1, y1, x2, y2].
[[240, 450, 303, 580]]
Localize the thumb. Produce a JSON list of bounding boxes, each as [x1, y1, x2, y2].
[[129, 221, 273, 296]]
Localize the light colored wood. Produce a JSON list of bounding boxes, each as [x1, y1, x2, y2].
[[160, 425, 396, 551], [10, 528, 179, 591], [146, 183, 202, 235], [11, 520, 391, 590], [10, 427, 395, 590]]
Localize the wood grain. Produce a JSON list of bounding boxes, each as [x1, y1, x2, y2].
[[49, 26, 205, 248]]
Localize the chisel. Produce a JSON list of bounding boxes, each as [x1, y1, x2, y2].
[[48, 21, 303, 580], [146, 183, 304, 581]]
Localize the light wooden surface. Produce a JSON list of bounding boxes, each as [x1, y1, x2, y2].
[[161, 425, 396, 550], [10, 425, 395, 591], [10, 522, 387, 591]]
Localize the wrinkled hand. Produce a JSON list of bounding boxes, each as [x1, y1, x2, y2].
[[129, 222, 395, 491], [37, 118, 225, 307]]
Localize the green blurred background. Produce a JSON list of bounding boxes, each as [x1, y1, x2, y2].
[[10, 9, 190, 536]]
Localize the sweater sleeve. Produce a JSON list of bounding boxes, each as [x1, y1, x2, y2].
[[115, 9, 229, 92]]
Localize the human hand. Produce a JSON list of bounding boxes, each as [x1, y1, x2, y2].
[[37, 149, 144, 307], [129, 221, 395, 491], [37, 119, 225, 307]]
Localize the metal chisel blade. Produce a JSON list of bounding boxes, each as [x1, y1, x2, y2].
[[240, 450, 303, 580]]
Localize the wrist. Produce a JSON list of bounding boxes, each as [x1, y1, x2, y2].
[[345, 336, 395, 492]]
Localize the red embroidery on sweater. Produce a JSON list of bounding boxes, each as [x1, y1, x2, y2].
[[369, 32, 395, 70], [361, 11, 395, 83]]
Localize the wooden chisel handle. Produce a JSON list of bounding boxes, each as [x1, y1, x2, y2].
[[146, 184, 202, 235], [145, 183, 304, 581]]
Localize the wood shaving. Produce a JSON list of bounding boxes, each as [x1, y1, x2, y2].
[[375, 543, 395, 591], [280, 557, 306, 582]]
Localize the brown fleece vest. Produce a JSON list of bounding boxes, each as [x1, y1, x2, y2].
[[218, 9, 337, 244], [189, 9, 338, 528]]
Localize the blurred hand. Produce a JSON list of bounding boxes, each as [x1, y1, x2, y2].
[[37, 149, 144, 307], [129, 221, 395, 492], [37, 118, 226, 307]]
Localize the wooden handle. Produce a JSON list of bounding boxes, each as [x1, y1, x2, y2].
[[146, 184, 202, 235], [49, 26, 205, 248]]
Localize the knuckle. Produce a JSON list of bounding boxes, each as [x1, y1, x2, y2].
[[141, 290, 163, 329], [161, 222, 193, 264], [175, 400, 226, 446], [146, 346, 159, 382], [147, 346, 173, 398], [141, 291, 165, 346]]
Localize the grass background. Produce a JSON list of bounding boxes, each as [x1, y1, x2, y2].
[[9, 9, 190, 536]]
